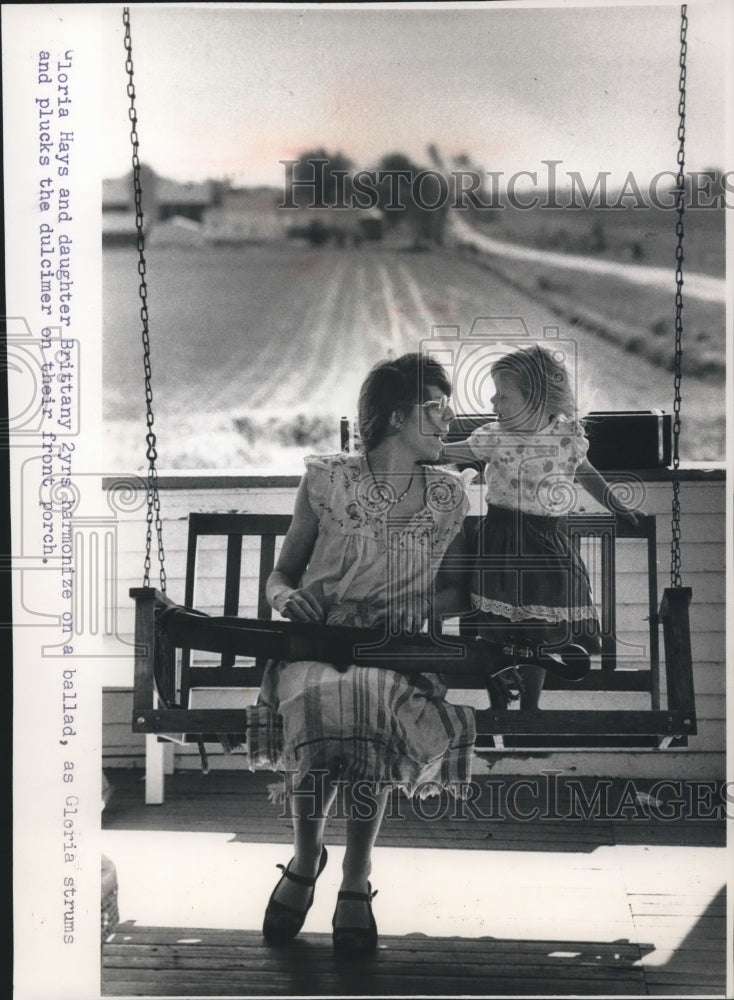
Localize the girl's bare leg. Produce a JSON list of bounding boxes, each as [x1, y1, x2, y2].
[[519, 664, 546, 710]]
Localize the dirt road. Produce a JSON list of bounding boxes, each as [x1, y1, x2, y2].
[[451, 216, 726, 304]]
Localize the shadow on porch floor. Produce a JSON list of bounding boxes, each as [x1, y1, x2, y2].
[[101, 769, 727, 997], [103, 923, 657, 996]]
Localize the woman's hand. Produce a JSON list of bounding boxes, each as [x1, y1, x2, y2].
[[271, 586, 324, 623]]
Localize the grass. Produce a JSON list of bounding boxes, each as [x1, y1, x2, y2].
[[469, 205, 726, 276], [455, 242, 725, 462], [529, 267, 723, 377], [463, 205, 726, 378]]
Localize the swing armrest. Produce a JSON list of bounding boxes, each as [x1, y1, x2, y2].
[[659, 587, 696, 745], [130, 587, 177, 718], [130, 586, 175, 608]]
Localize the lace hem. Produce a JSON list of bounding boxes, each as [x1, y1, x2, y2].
[[471, 593, 599, 623]]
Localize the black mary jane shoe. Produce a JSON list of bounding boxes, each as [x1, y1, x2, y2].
[[262, 846, 328, 945], [332, 884, 378, 957]]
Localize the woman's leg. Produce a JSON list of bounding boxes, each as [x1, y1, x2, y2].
[[269, 768, 338, 912], [334, 784, 390, 930]]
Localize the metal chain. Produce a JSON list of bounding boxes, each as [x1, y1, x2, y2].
[[670, 4, 687, 589], [123, 8, 167, 593]]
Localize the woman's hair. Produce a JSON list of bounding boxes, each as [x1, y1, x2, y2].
[[358, 352, 451, 452], [491, 345, 578, 423]]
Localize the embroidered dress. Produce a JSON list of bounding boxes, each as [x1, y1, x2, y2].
[[246, 454, 475, 798], [466, 418, 601, 653]]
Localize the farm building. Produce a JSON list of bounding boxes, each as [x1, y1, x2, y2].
[[102, 169, 215, 244], [203, 187, 289, 244]]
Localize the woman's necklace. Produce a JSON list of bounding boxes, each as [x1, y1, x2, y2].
[[365, 454, 415, 509]]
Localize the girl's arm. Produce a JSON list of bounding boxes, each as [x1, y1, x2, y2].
[[441, 438, 484, 464], [575, 459, 641, 525], [266, 477, 325, 622]]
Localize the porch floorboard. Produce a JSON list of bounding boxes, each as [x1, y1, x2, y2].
[[101, 769, 727, 997]]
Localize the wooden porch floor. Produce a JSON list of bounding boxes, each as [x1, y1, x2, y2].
[[101, 768, 728, 997]]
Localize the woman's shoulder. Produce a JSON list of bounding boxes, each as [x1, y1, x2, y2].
[[303, 453, 362, 512], [304, 452, 361, 477], [422, 464, 471, 515], [423, 462, 466, 483]]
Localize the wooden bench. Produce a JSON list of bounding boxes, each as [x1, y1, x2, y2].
[[130, 509, 696, 802]]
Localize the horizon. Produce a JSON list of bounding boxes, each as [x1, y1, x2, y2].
[[104, 159, 731, 209], [100, 3, 730, 191]]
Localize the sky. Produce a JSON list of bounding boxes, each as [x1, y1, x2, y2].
[[100, 0, 731, 191]]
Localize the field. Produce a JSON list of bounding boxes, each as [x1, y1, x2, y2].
[[470, 205, 726, 276], [103, 217, 726, 474]]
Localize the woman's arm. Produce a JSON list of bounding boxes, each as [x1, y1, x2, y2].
[[575, 459, 641, 524], [266, 477, 325, 622]]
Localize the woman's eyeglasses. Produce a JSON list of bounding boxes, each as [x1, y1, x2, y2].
[[413, 395, 453, 419]]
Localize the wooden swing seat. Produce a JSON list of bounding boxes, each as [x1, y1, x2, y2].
[[130, 511, 696, 757]]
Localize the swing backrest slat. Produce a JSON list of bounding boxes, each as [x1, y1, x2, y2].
[[179, 513, 292, 705], [130, 504, 695, 751], [176, 511, 660, 699]]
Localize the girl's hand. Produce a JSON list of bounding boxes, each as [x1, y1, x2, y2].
[[272, 587, 324, 623], [614, 506, 643, 527]]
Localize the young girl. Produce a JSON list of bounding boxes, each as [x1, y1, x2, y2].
[[441, 344, 639, 709]]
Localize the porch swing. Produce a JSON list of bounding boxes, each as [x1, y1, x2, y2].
[[125, 6, 696, 773]]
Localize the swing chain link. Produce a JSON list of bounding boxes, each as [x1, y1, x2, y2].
[[123, 8, 167, 594], [670, 3, 687, 589]]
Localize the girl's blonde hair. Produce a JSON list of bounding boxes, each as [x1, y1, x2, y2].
[[491, 345, 578, 424]]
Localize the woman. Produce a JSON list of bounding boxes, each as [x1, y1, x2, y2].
[[247, 352, 475, 956]]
